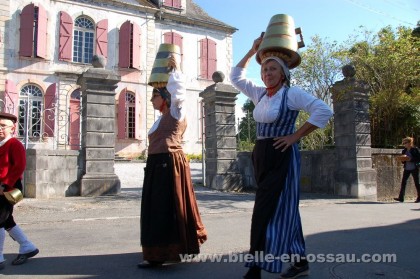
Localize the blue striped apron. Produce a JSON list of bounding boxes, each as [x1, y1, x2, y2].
[[248, 88, 305, 273]]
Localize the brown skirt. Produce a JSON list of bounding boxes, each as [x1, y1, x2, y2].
[[140, 151, 207, 262]]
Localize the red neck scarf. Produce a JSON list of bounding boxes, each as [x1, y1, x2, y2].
[[266, 79, 282, 97], [159, 100, 168, 113]]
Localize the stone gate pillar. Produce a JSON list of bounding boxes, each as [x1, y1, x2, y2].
[[331, 65, 377, 200], [77, 56, 121, 196], [199, 72, 242, 191]]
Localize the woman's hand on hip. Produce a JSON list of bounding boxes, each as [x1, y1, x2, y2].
[[273, 134, 299, 152]]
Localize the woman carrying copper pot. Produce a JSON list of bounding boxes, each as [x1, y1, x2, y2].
[[138, 55, 207, 268], [230, 36, 333, 279]]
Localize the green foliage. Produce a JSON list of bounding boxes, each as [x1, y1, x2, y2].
[[238, 140, 255, 152], [136, 153, 202, 162], [343, 25, 420, 147], [237, 99, 256, 144], [292, 35, 346, 106], [295, 111, 334, 150], [136, 154, 147, 160], [290, 35, 342, 150], [135, 150, 147, 161], [186, 153, 202, 162]]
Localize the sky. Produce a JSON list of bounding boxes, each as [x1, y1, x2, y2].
[[192, 0, 419, 120]]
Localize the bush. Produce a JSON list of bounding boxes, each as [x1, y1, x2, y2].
[[135, 150, 147, 161], [186, 153, 202, 162], [238, 140, 255, 152]]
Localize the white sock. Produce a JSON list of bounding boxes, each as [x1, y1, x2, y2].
[[0, 228, 5, 262], [7, 225, 37, 254]]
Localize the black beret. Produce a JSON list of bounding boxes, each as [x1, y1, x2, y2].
[[0, 112, 18, 123]]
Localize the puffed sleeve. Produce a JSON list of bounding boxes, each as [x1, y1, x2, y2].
[[287, 87, 333, 128], [230, 67, 266, 105]]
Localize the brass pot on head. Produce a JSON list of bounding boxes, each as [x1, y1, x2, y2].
[[148, 43, 181, 88], [256, 14, 305, 69]]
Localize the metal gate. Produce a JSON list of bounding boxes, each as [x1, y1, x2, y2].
[[1, 91, 81, 150]]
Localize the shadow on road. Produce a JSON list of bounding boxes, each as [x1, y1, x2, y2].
[[3, 218, 419, 278]]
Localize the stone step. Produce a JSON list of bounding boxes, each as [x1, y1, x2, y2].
[[114, 155, 131, 162]]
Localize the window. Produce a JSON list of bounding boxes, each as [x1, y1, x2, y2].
[[199, 38, 217, 80], [59, 13, 108, 62], [19, 4, 47, 58], [59, 12, 73, 61], [73, 16, 95, 64], [118, 89, 139, 139], [4, 80, 19, 115], [18, 85, 43, 138], [119, 21, 141, 69], [125, 93, 136, 139], [164, 32, 183, 69], [69, 90, 81, 149], [44, 83, 56, 137], [96, 19, 108, 58], [163, 0, 182, 9], [70, 90, 81, 101]]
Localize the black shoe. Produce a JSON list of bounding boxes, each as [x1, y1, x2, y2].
[[243, 266, 261, 279], [12, 248, 39, 265], [280, 263, 309, 279], [414, 198, 420, 203], [137, 260, 163, 268], [393, 198, 404, 202]]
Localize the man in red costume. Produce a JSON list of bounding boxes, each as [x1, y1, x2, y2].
[[0, 112, 38, 270]]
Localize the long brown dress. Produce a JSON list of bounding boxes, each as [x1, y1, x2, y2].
[[140, 111, 207, 262]]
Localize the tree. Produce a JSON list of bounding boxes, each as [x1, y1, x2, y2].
[[237, 99, 256, 151], [291, 35, 340, 149], [292, 35, 344, 106], [344, 25, 420, 147], [295, 111, 334, 150]]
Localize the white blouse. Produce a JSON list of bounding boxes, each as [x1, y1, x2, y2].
[[148, 71, 186, 135], [230, 66, 333, 128]]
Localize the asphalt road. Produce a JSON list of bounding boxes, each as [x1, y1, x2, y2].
[[1, 162, 419, 279]]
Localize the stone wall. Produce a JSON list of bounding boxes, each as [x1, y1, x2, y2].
[[236, 151, 335, 194], [25, 149, 81, 198], [372, 148, 418, 200], [300, 150, 336, 194], [236, 152, 256, 189], [236, 149, 417, 201]]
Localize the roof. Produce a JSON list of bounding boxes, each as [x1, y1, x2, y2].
[[185, 0, 237, 33], [83, 0, 237, 33], [149, 0, 237, 33], [84, 0, 159, 12], [108, 0, 155, 7]]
